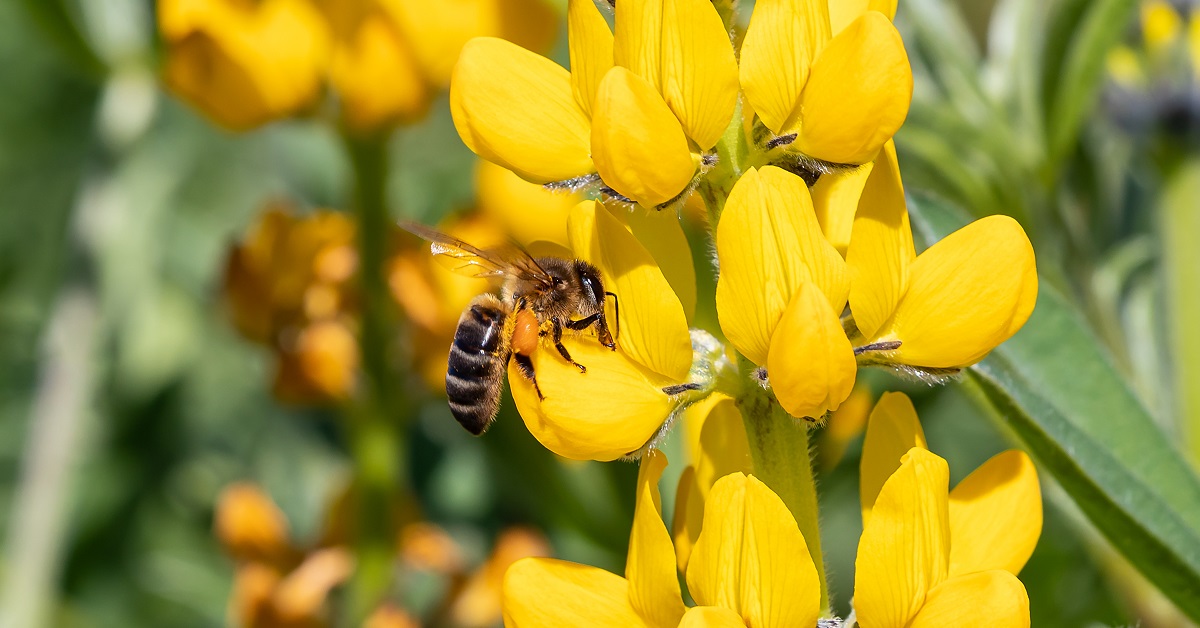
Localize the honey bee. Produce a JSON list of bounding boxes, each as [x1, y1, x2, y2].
[[401, 223, 618, 435]]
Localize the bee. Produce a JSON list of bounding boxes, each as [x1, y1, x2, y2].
[[401, 223, 618, 435]]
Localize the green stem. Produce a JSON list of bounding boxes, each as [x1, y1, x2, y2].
[[1160, 157, 1200, 465], [736, 362, 828, 614], [343, 131, 406, 620]]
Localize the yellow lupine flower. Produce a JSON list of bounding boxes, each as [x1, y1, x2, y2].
[[854, 392, 1042, 627], [740, 0, 912, 165], [502, 451, 821, 627], [160, 0, 331, 131], [1142, 0, 1183, 55], [846, 142, 1038, 371], [508, 201, 694, 461], [714, 165, 856, 419]]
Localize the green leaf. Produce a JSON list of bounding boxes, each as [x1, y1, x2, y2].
[[908, 193, 1200, 620]]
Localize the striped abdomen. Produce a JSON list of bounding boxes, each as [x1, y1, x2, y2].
[[446, 294, 511, 434]]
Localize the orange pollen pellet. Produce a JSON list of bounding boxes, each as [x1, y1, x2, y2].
[[510, 309, 540, 356]]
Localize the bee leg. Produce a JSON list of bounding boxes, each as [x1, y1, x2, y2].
[[513, 353, 544, 400], [565, 313, 601, 330], [551, 318, 587, 374]]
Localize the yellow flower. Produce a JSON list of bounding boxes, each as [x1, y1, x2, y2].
[[714, 165, 856, 419], [160, 0, 331, 131], [854, 392, 1042, 627], [740, 0, 912, 165], [451, 0, 739, 209], [502, 451, 822, 627], [507, 200, 695, 461], [846, 142, 1038, 372]]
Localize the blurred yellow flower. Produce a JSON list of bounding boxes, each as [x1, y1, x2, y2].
[[854, 392, 1041, 627], [740, 0, 912, 166], [160, 0, 331, 131], [846, 142, 1038, 373], [502, 451, 821, 627]]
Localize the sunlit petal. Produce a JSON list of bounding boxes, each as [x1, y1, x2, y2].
[[626, 451, 686, 627], [687, 474, 820, 628], [509, 338, 674, 461], [795, 12, 912, 165], [855, 448, 950, 628], [660, 0, 739, 148], [569, 201, 692, 381], [715, 166, 849, 365], [847, 140, 914, 339], [502, 557, 650, 627], [829, 0, 898, 35], [767, 283, 857, 420], [739, 0, 831, 133], [909, 570, 1031, 628], [883, 215, 1037, 368], [451, 38, 593, 183], [626, 209, 698, 322], [677, 606, 747, 628], [811, 162, 873, 256], [474, 160, 576, 249], [949, 451, 1042, 577], [613, 0, 664, 91], [859, 392, 927, 525], [330, 13, 430, 131], [568, 0, 614, 117]]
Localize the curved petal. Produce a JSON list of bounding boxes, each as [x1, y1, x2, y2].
[[215, 483, 292, 563], [568, 0, 614, 116], [795, 12, 912, 165], [592, 67, 697, 207], [739, 0, 831, 133], [673, 466, 703, 573], [677, 606, 747, 628], [474, 160, 577, 249], [854, 447, 950, 628], [909, 570, 1031, 628], [810, 162, 873, 256], [949, 451, 1042, 577], [569, 201, 692, 381], [613, 0, 664, 91], [502, 557, 650, 628], [272, 547, 355, 622], [847, 140, 914, 339], [627, 451, 686, 627], [766, 283, 857, 420], [829, 0, 898, 35], [859, 391, 927, 525], [884, 215, 1038, 368], [450, 38, 593, 183], [626, 209, 697, 322], [330, 13, 431, 131], [715, 166, 849, 365], [687, 474, 821, 628], [660, 0, 739, 148], [509, 338, 675, 461]]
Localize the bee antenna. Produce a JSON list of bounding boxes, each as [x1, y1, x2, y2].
[[605, 291, 620, 339]]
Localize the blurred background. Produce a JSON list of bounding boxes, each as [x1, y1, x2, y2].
[[0, 0, 1196, 625]]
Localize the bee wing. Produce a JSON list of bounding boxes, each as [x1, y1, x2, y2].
[[400, 221, 555, 286]]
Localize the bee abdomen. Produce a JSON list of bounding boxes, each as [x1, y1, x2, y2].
[[445, 296, 509, 435]]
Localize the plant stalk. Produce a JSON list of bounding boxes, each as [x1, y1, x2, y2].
[[1160, 157, 1200, 466]]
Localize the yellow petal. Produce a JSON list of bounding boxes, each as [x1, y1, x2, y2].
[[272, 547, 355, 623], [474, 160, 577, 249], [854, 447, 950, 628], [509, 338, 675, 461], [715, 166, 849, 365], [330, 13, 431, 131], [613, 0, 665, 91], [1190, 13, 1200, 78], [810, 162, 873, 256], [829, 0, 897, 35], [502, 557, 650, 628], [625, 209, 698, 323], [818, 383, 872, 471], [909, 570, 1031, 628], [677, 606, 747, 628], [626, 451, 686, 627], [214, 483, 292, 563], [569, 202, 692, 381], [795, 12, 912, 165], [739, 0, 831, 133], [859, 392, 927, 526], [846, 140, 914, 339], [1142, 0, 1182, 55], [949, 451, 1042, 577], [451, 37, 593, 183], [660, 0, 739, 148], [568, 0, 614, 117], [687, 473, 821, 628], [883, 215, 1038, 368], [391, 0, 558, 87], [592, 67, 697, 208], [675, 394, 753, 571], [766, 283, 857, 420]]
